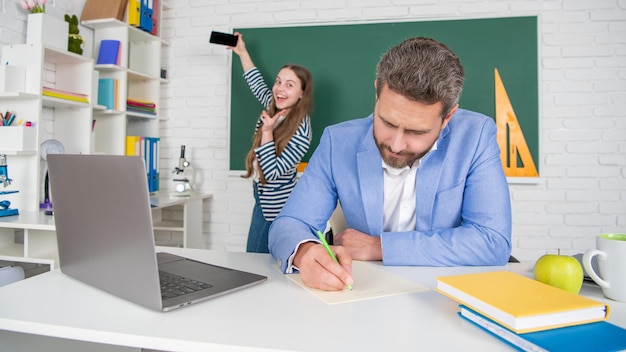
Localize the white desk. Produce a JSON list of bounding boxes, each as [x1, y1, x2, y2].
[[0, 247, 624, 352], [0, 193, 212, 268]]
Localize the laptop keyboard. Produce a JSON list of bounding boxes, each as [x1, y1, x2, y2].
[[159, 271, 212, 300]]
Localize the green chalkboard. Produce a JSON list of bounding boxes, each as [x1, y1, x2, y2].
[[230, 17, 538, 171]]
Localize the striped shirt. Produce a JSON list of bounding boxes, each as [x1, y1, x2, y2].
[[243, 68, 312, 221]]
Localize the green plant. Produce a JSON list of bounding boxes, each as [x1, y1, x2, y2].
[[20, 0, 46, 13], [65, 14, 84, 55]]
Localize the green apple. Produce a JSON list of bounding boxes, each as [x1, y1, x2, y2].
[[533, 250, 584, 294]]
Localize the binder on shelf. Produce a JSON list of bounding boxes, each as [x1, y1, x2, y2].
[[436, 271, 609, 334], [146, 137, 161, 173], [143, 136, 160, 192], [459, 305, 626, 352], [96, 40, 121, 65], [149, 171, 159, 193], [127, 0, 141, 26], [152, 137, 160, 192], [142, 137, 150, 174], [125, 136, 142, 156], [150, 0, 159, 36], [127, 135, 156, 191], [139, 0, 153, 33], [97, 78, 117, 110]]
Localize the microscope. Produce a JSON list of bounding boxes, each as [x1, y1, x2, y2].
[[172, 145, 196, 197], [0, 154, 19, 217]]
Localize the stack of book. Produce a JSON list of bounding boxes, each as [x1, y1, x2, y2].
[[436, 271, 626, 352], [42, 87, 88, 104], [127, 98, 156, 115]]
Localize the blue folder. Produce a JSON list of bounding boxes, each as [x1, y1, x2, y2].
[[139, 0, 153, 32], [459, 305, 626, 352]]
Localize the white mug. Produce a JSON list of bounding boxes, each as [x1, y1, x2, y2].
[[583, 233, 626, 302]]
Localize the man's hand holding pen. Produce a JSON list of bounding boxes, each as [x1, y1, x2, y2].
[[293, 241, 354, 291]]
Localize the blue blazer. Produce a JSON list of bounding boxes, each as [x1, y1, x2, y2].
[[269, 110, 512, 273]]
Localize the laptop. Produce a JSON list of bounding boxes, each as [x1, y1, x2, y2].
[[47, 154, 267, 312]]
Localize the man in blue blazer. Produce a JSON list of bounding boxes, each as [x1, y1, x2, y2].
[[269, 37, 512, 291]]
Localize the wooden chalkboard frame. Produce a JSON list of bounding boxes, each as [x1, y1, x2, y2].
[[229, 16, 538, 172]]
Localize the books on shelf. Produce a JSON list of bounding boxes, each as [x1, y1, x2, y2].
[[42, 86, 89, 103], [436, 271, 609, 333], [127, 98, 156, 115], [98, 78, 120, 110], [96, 40, 121, 65], [459, 305, 626, 352]]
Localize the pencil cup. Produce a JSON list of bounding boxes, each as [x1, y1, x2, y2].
[[583, 233, 626, 302], [0, 127, 36, 151], [26, 13, 69, 52]]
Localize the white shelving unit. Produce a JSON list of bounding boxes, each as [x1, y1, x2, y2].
[[81, 18, 165, 156], [0, 193, 212, 269], [0, 44, 94, 269], [0, 43, 94, 212], [0, 211, 57, 268], [0, 2, 206, 270]]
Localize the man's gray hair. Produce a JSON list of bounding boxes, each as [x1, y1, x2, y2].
[[375, 36, 465, 117]]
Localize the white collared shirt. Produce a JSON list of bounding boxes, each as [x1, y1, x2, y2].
[[382, 142, 437, 232], [382, 162, 417, 232]]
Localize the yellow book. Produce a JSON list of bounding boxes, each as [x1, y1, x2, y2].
[[436, 271, 609, 334], [42, 90, 89, 103]]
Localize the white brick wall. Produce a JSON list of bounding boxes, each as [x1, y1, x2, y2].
[[1, 0, 625, 262]]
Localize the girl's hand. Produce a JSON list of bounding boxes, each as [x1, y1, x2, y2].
[[228, 32, 255, 72], [228, 32, 246, 56], [260, 109, 287, 133]]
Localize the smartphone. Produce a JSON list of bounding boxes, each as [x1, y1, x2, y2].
[[209, 31, 238, 47]]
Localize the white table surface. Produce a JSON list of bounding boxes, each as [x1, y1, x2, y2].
[[149, 192, 212, 209], [0, 247, 623, 352]]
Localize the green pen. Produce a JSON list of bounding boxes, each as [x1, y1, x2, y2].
[[316, 230, 353, 290]]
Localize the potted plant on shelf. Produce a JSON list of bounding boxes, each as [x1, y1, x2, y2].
[[20, 0, 46, 13], [21, 0, 69, 52], [65, 14, 84, 55]]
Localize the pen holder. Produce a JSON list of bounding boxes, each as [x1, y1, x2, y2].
[[0, 127, 36, 152], [0, 65, 26, 93]]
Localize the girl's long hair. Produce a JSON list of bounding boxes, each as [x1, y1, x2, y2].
[[243, 64, 313, 184]]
